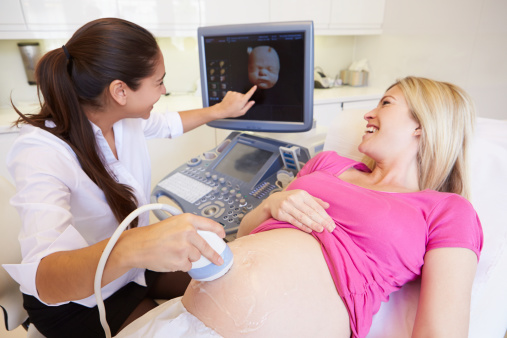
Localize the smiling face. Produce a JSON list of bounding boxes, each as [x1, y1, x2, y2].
[[248, 46, 280, 89], [124, 50, 167, 119], [358, 85, 421, 163]]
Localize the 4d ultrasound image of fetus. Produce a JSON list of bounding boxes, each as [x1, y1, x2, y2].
[[247, 46, 280, 89]]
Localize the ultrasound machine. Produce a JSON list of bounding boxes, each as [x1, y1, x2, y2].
[[151, 21, 315, 236]]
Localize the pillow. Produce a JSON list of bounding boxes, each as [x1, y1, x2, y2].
[[467, 117, 507, 338], [323, 109, 507, 337]]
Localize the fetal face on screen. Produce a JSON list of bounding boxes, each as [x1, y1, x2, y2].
[[248, 46, 280, 89]]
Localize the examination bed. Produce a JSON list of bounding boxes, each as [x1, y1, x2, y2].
[[117, 109, 507, 337]]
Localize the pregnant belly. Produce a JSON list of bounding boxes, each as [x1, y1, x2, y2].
[[182, 228, 351, 337]]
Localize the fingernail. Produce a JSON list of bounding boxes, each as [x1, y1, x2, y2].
[[217, 256, 224, 265]]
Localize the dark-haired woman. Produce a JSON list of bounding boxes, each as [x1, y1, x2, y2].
[[3, 18, 256, 337]]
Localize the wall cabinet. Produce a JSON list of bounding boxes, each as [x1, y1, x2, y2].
[[21, 0, 117, 31], [118, 0, 200, 35], [200, 0, 270, 26], [0, 0, 26, 31], [270, 0, 331, 31], [0, 0, 385, 39], [329, 0, 385, 34]]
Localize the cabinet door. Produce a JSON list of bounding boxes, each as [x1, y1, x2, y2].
[[117, 0, 200, 35], [200, 0, 270, 26], [269, 0, 331, 30], [329, 0, 385, 33], [21, 0, 118, 31], [0, 0, 26, 31], [314, 102, 342, 128]]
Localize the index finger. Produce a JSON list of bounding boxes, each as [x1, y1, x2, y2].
[[244, 85, 257, 99], [190, 230, 224, 266]]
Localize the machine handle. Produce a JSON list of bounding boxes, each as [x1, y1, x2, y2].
[[150, 187, 181, 221]]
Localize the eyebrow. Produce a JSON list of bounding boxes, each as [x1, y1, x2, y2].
[[157, 73, 166, 82], [380, 95, 396, 101]]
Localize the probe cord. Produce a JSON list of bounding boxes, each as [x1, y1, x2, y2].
[[94, 203, 182, 338]]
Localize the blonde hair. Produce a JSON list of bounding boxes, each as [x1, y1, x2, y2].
[[365, 76, 476, 199]]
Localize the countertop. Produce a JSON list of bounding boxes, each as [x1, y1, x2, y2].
[[0, 86, 383, 134]]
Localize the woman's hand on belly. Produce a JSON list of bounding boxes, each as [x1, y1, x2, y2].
[[265, 190, 335, 233], [238, 190, 335, 237], [182, 228, 350, 337]]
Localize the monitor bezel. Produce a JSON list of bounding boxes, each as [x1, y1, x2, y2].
[[197, 21, 314, 133]]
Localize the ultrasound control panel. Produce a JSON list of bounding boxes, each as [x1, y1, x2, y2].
[[151, 132, 311, 235]]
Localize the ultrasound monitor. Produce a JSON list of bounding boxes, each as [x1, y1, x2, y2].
[[197, 21, 314, 133]]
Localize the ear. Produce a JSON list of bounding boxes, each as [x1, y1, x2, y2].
[[414, 126, 422, 136], [109, 80, 128, 106]]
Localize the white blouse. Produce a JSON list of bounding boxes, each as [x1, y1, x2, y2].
[[3, 111, 183, 307]]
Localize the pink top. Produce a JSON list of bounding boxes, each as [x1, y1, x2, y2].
[[252, 151, 483, 338]]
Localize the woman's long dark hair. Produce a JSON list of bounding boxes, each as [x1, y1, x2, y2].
[[12, 18, 161, 227]]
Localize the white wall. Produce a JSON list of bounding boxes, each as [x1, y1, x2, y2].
[[354, 0, 507, 119], [0, 37, 203, 107], [0, 39, 40, 106], [314, 35, 356, 82], [0, 35, 355, 108]]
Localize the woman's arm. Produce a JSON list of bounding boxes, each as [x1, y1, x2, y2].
[[178, 86, 256, 133], [237, 188, 335, 237], [36, 214, 225, 304], [412, 247, 478, 338]]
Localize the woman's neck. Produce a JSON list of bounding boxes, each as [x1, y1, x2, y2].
[[84, 106, 119, 159], [340, 157, 420, 193], [84, 106, 117, 134], [367, 157, 420, 192]]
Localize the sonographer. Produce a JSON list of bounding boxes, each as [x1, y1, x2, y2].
[[4, 18, 256, 337]]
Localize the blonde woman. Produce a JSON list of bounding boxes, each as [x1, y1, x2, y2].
[[182, 76, 483, 338]]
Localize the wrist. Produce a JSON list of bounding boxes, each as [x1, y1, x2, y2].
[[208, 102, 223, 120], [260, 197, 274, 219], [108, 228, 139, 271]]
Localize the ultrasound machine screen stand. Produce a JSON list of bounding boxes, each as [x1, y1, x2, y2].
[[152, 21, 315, 236]]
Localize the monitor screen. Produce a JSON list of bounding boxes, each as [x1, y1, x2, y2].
[[214, 142, 274, 183], [197, 21, 314, 133]]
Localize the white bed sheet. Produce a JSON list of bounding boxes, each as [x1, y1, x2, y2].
[[116, 297, 221, 338]]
